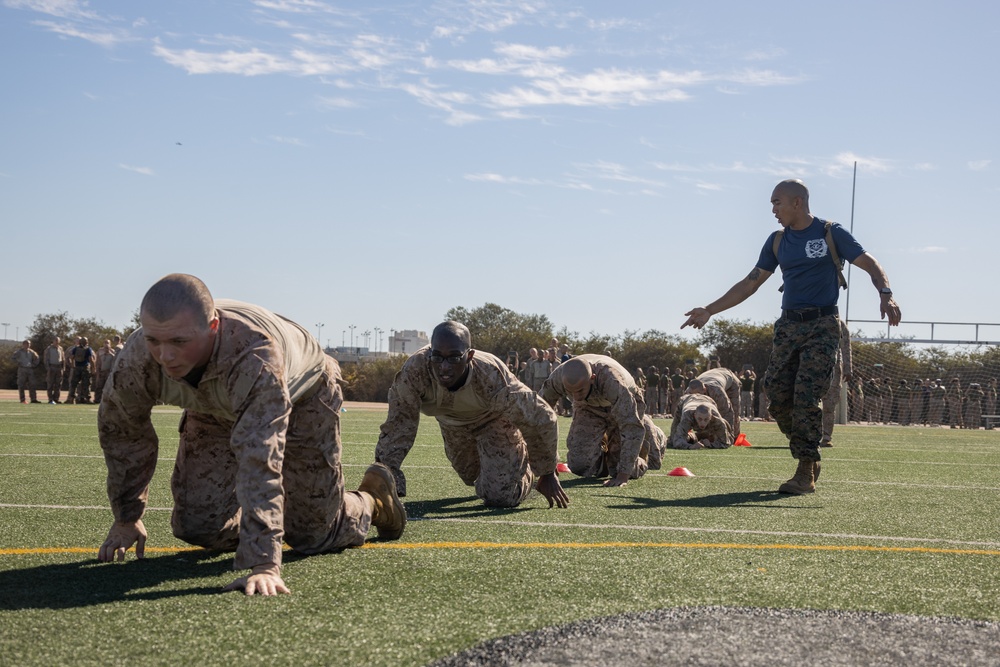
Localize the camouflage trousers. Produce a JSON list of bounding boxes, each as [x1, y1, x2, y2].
[[740, 390, 754, 419], [820, 362, 842, 443], [16, 367, 37, 402], [763, 314, 839, 462], [439, 418, 535, 508], [565, 406, 664, 479], [170, 358, 371, 570], [928, 399, 944, 425], [46, 367, 63, 403]]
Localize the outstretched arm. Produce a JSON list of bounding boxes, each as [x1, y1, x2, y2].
[[682, 266, 773, 329]]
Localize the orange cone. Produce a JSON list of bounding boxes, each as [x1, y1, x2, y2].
[[734, 433, 751, 447], [668, 466, 694, 476]]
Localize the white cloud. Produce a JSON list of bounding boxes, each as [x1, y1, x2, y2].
[[269, 135, 305, 146], [4, 0, 97, 20], [968, 159, 991, 171], [119, 164, 154, 176], [32, 19, 122, 46], [317, 95, 358, 109], [251, 0, 340, 14], [825, 152, 892, 177], [153, 43, 297, 76]]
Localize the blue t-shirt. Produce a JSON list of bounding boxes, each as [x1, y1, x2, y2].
[[756, 217, 865, 310]]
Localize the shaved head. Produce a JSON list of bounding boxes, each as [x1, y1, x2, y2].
[[694, 404, 711, 428], [773, 179, 810, 210], [686, 378, 705, 394], [141, 274, 215, 330], [562, 358, 592, 386], [431, 321, 471, 349]]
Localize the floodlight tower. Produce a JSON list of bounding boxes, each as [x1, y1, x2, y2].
[[349, 325, 356, 350], [1, 323, 8, 340], [315, 322, 324, 345]]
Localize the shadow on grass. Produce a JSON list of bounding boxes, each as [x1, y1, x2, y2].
[[0, 550, 236, 610], [601, 490, 821, 510], [405, 495, 532, 519]]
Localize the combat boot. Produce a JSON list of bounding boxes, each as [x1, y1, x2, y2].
[[358, 463, 406, 540], [778, 459, 816, 495]]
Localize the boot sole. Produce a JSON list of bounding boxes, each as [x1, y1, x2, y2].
[[360, 464, 406, 540]]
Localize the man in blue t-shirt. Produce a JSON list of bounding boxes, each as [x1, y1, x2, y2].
[[681, 179, 901, 494]]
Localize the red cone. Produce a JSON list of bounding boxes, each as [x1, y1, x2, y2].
[[556, 462, 571, 474], [668, 466, 694, 477], [734, 433, 751, 447]]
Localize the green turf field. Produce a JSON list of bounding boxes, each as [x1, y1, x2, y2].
[[1, 403, 998, 666]]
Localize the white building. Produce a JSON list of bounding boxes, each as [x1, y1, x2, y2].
[[388, 329, 428, 356]]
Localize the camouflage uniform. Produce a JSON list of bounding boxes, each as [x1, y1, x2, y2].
[[986, 381, 997, 429], [928, 383, 946, 425], [540, 354, 664, 479], [895, 382, 910, 425], [668, 393, 733, 449], [44, 343, 64, 403], [693, 367, 742, 437], [964, 385, 984, 430], [98, 300, 371, 572], [880, 381, 894, 423], [864, 380, 881, 423], [645, 369, 660, 415], [529, 357, 551, 392], [11, 346, 40, 403], [375, 347, 558, 507], [763, 314, 840, 462], [946, 382, 964, 428], [821, 317, 852, 444], [94, 345, 117, 403]]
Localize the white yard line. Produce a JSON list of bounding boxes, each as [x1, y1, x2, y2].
[[2, 502, 995, 550]]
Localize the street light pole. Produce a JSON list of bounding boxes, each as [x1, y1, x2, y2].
[[1, 323, 8, 340], [349, 325, 356, 350], [315, 322, 324, 346]]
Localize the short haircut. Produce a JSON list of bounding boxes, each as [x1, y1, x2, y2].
[[140, 274, 215, 329], [775, 179, 809, 204], [431, 321, 471, 349]]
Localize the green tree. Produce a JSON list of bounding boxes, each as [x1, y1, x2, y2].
[[617, 330, 703, 377], [444, 303, 555, 359], [340, 355, 408, 402], [695, 318, 775, 376]]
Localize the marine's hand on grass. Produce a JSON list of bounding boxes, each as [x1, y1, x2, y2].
[[603, 472, 631, 488], [224, 564, 290, 596], [536, 472, 569, 508], [98, 519, 147, 562]]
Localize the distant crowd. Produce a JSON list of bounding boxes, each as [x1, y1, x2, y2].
[[10, 335, 123, 405]]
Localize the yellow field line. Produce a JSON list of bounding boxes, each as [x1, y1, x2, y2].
[[3, 541, 999, 557]]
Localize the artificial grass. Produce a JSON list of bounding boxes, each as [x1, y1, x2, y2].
[[0, 403, 998, 666]]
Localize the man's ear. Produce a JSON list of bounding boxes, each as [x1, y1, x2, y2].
[[467, 350, 475, 361], [209, 317, 220, 332]]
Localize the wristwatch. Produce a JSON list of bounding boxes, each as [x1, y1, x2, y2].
[[879, 287, 893, 296]]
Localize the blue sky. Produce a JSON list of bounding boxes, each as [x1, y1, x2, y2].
[[2, 0, 998, 349]]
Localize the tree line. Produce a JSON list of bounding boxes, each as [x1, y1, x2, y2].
[[5, 303, 997, 403]]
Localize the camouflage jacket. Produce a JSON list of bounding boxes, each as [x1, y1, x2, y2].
[[375, 347, 559, 493], [540, 354, 647, 476], [98, 299, 328, 570], [669, 393, 732, 448]]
